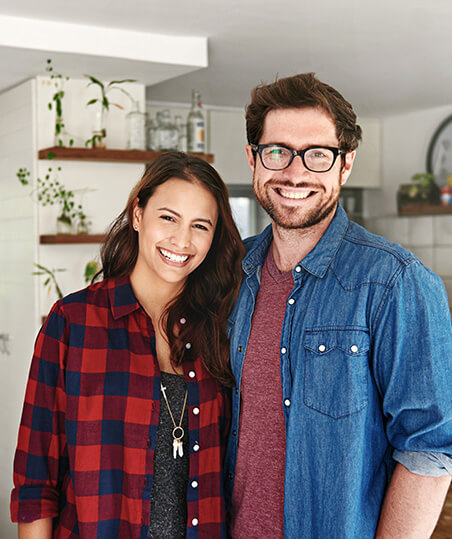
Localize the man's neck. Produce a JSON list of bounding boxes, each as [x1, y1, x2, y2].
[[271, 213, 334, 272]]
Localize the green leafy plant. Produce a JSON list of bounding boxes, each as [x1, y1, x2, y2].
[[84, 260, 101, 284], [46, 59, 74, 148], [84, 75, 136, 148], [410, 172, 436, 197], [33, 263, 66, 299], [16, 166, 91, 232], [34, 260, 101, 301]]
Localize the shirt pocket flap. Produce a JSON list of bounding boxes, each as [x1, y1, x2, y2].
[[304, 329, 370, 356]]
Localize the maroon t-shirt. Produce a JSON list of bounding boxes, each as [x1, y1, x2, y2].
[[229, 247, 293, 538]]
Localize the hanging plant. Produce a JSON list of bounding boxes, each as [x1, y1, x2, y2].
[[46, 59, 74, 148], [16, 166, 92, 234]]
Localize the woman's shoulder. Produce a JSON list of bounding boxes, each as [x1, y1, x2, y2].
[[48, 277, 119, 323]]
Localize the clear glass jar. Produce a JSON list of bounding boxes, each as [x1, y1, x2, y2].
[[147, 118, 159, 151], [175, 115, 187, 152], [159, 109, 178, 151], [126, 109, 147, 150]]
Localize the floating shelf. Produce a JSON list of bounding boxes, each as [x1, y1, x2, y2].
[[40, 234, 106, 244], [38, 146, 214, 164], [398, 204, 452, 217]]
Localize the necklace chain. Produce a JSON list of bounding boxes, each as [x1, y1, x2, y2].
[[160, 382, 188, 459]]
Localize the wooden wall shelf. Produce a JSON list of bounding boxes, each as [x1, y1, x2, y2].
[[38, 146, 214, 164], [398, 204, 452, 217], [40, 234, 106, 244]]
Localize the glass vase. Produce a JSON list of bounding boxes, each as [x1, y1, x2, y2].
[[56, 215, 73, 234], [127, 110, 147, 150]]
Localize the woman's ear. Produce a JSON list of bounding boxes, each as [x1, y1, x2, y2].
[[132, 197, 142, 231]]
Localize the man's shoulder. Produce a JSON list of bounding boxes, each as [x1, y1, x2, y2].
[[332, 220, 428, 288]]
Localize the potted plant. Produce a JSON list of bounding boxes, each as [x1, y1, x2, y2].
[[397, 172, 441, 211], [84, 75, 136, 148]]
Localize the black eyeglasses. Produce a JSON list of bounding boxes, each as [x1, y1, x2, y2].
[[251, 143, 346, 172]]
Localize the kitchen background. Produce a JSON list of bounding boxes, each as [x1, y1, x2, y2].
[[0, 0, 452, 536]]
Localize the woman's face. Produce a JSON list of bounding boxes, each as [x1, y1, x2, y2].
[[132, 177, 218, 288]]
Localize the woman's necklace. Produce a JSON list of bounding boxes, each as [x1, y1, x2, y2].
[[160, 382, 188, 459]]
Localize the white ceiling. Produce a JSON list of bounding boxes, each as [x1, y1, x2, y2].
[[0, 0, 451, 117]]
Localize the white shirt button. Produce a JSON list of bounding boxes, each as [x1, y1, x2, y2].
[[318, 344, 326, 352], [295, 266, 302, 273], [188, 370, 196, 378], [281, 347, 287, 354], [180, 317, 186, 324], [350, 344, 358, 353], [288, 298, 295, 305], [193, 443, 200, 452], [185, 342, 192, 349], [193, 407, 200, 415], [191, 480, 198, 488], [284, 399, 291, 407], [192, 518, 199, 526]]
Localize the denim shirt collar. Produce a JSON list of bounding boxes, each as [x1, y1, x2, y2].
[[242, 204, 349, 279]]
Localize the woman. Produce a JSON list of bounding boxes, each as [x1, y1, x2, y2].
[[11, 152, 244, 538]]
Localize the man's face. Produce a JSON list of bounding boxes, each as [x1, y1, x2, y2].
[[246, 107, 355, 230]]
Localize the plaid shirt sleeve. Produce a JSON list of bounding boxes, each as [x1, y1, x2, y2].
[[11, 300, 69, 523]]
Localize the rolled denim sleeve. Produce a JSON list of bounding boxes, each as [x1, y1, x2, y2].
[[372, 260, 452, 464], [393, 450, 452, 476]]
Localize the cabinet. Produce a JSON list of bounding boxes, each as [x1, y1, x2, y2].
[[208, 110, 251, 184], [347, 118, 381, 188]]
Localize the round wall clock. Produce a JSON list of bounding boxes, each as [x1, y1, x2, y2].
[[426, 114, 452, 187]]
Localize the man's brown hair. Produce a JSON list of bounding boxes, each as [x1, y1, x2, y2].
[[246, 72, 362, 152]]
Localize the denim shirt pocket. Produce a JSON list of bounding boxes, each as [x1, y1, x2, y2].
[[303, 328, 370, 419]]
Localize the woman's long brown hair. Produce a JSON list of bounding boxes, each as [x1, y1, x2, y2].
[[100, 152, 245, 387]]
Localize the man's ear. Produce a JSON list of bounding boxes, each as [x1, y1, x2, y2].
[[245, 144, 256, 173], [340, 151, 356, 186]]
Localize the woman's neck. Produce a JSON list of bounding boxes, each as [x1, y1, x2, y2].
[[129, 265, 184, 322]]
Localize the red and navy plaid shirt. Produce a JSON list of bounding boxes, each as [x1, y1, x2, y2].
[[11, 276, 230, 538]]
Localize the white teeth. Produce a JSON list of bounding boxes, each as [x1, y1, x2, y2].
[[278, 189, 312, 199], [159, 248, 189, 263]]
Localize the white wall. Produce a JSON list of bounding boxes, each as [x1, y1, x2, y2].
[[0, 79, 37, 539]]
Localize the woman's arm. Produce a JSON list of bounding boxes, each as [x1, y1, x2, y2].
[[18, 518, 52, 539]]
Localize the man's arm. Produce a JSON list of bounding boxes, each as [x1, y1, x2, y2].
[[18, 518, 53, 539], [376, 463, 451, 538]]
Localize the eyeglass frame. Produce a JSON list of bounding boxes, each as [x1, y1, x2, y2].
[[250, 143, 347, 173]]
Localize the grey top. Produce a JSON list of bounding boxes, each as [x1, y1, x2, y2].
[[148, 371, 189, 539]]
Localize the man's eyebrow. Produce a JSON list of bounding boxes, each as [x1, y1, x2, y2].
[[157, 207, 213, 226]]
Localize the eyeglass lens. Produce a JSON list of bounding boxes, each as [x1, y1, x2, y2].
[[261, 146, 336, 172]]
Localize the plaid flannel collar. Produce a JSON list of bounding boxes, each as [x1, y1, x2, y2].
[[107, 276, 141, 320]]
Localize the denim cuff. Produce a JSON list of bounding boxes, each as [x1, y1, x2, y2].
[[393, 450, 452, 477]]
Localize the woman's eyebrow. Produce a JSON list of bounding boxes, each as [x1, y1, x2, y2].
[[157, 207, 213, 226]]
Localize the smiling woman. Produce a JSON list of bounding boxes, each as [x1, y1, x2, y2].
[[11, 152, 245, 538]]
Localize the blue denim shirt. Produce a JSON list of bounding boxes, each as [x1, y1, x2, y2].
[[225, 205, 452, 538]]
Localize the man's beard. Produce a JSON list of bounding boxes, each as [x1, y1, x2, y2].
[[253, 177, 341, 230]]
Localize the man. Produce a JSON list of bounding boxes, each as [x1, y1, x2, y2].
[[225, 73, 452, 538]]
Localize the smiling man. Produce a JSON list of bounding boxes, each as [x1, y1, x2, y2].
[[225, 73, 452, 538]]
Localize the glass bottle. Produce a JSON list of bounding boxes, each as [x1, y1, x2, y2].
[[187, 90, 205, 153]]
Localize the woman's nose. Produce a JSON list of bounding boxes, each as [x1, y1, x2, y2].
[[170, 226, 191, 249]]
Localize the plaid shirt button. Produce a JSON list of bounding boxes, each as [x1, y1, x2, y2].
[[192, 518, 199, 526], [193, 443, 200, 452], [189, 370, 196, 378], [191, 480, 198, 488], [193, 407, 200, 415]]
